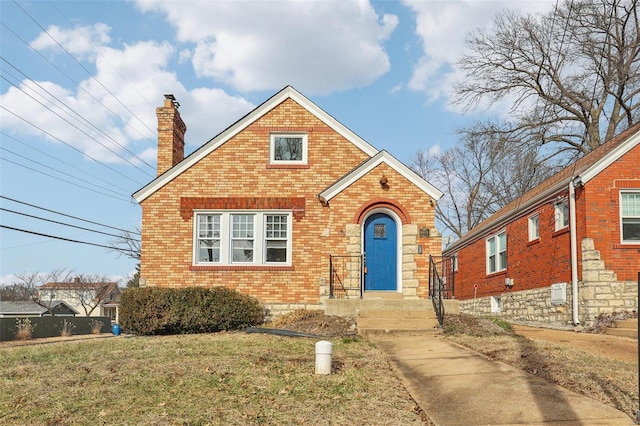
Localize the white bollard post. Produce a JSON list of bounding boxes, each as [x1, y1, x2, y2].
[[315, 340, 332, 375]]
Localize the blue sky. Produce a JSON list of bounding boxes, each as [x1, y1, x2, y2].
[[0, 0, 555, 285]]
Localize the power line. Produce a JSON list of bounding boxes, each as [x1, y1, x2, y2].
[[12, 0, 157, 138], [0, 105, 145, 186], [1, 207, 141, 242], [0, 224, 137, 257], [48, 1, 157, 111], [0, 146, 133, 198], [1, 131, 129, 193], [0, 22, 154, 143], [1, 57, 156, 171], [0, 156, 133, 203], [0, 71, 154, 176], [0, 195, 141, 235]]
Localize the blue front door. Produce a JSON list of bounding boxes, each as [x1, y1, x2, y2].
[[364, 213, 397, 291]]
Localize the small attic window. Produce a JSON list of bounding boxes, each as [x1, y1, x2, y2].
[[270, 134, 307, 165]]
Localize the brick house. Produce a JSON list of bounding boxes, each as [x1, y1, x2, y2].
[[442, 124, 640, 327], [132, 86, 443, 316]]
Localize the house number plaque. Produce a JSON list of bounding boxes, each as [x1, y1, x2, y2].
[[419, 227, 430, 238]]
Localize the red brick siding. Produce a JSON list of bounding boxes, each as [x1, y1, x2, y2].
[[452, 143, 640, 300], [453, 196, 573, 300], [582, 143, 640, 280]]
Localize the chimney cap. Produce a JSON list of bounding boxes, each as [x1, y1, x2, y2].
[[163, 93, 180, 108]]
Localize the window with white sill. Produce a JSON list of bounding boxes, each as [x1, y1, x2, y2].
[[621, 191, 640, 243], [270, 134, 307, 165], [194, 212, 291, 265]]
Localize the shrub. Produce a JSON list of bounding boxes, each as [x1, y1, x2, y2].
[[119, 287, 265, 335], [14, 318, 35, 340], [60, 319, 76, 337], [89, 319, 103, 334]]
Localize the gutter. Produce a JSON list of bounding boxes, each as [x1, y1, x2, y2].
[[569, 176, 581, 325]]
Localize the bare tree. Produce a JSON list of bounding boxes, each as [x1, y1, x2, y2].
[[455, 0, 640, 157], [47, 274, 118, 316], [107, 227, 141, 261], [411, 124, 555, 237]]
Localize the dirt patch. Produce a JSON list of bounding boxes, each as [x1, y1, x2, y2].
[[267, 309, 357, 337], [512, 324, 637, 363]]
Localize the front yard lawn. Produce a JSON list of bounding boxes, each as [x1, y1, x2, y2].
[[0, 333, 425, 425]]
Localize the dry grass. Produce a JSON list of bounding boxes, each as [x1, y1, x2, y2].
[[0, 332, 425, 425], [444, 314, 639, 421]]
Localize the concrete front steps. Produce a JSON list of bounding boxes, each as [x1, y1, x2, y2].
[[605, 318, 638, 339], [325, 292, 458, 336]]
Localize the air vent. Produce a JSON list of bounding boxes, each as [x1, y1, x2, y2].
[[550, 283, 567, 304]]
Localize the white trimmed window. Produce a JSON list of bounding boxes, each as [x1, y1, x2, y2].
[[194, 212, 292, 265], [487, 231, 507, 274], [528, 213, 540, 241], [621, 191, 640, 243], [555, 200, 569, 231], [270, 133, 308, 164]]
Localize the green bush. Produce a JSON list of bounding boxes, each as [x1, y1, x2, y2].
[[119, 287, 265, 335]]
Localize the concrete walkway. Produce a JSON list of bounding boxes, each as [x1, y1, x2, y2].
[[373, 333, 634, 426]]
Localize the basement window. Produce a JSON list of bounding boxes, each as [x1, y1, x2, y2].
[[490, 296, 502, 313]]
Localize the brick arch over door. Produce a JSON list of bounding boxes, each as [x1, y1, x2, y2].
[[354, 199, 411, 225]]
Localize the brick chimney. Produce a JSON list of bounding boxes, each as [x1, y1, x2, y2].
[[156, 93, 186, 176]]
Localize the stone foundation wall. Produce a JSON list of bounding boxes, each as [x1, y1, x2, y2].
[[458, 238, 638, 327], [458, 284, 575, 326]]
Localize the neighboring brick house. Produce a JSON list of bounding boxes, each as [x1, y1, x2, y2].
[[38, 281, 120, 321], [443, 123, 640, 327], [133, 86, 443, 315]]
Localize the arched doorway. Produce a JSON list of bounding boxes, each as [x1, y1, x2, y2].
[[363, 212, 398, 291]]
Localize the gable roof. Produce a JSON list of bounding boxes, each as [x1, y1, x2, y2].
[[318, 150, 444, 204], [444, 122, 640, 254], [133, 86, 379, 203], [0, 300, 79, 316]]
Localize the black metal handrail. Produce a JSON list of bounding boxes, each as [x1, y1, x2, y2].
[[329, 255, 363, 299], [429, 255, 445, 327]]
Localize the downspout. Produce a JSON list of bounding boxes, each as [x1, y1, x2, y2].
[[569, 177, 580, 325]]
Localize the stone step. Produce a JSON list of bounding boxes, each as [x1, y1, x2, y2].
[[605, 327, 638, 339], [611, 318, 638, 329], [362, 291, 405, 300], [325, 298, 432, 316], [358, 309, 437, 320]]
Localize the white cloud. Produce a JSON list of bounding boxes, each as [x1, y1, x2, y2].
[[30, 23, 111, 60], [0, 35, 254, 165], [135, 0, 397, 95], [403, 0, 555, 108]]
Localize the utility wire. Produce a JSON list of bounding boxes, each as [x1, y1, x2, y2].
[[12, 0, 157, 138], [0, 195, 141, 235], [0, 72, 154, 176], [1, 207, 141, 242], [0, 105, 144, 186], [49, 1, 156, 111], [0, 146, 133, 198], [1, 57, 155, 171], [1, 131, 128, 193], [0, 156, 133, 203], [0, 224, 137, 257], [0, 22, 154, 143]]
